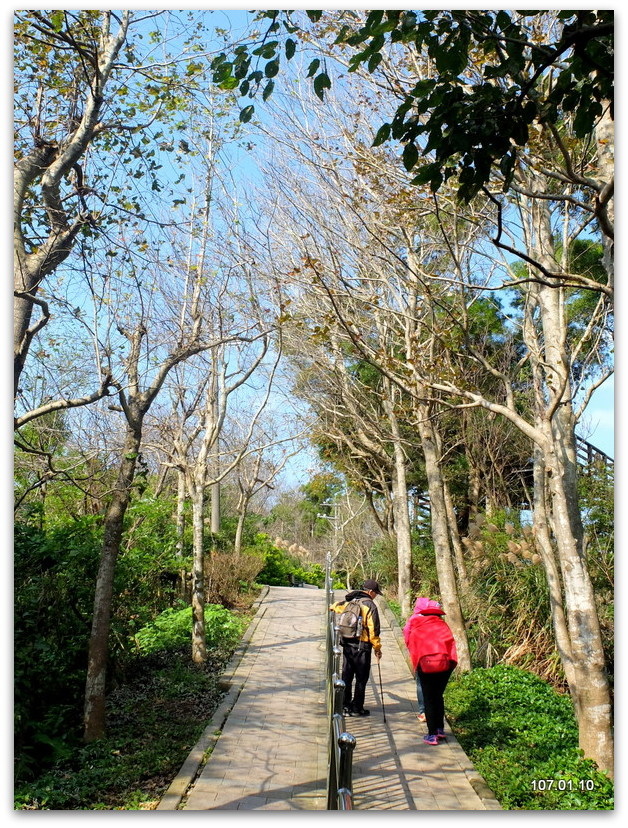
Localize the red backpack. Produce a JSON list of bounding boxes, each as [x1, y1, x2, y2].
[[418, 653, 450, 673]]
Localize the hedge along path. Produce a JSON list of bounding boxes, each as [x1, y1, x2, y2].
[[158, 585, 500, 810]]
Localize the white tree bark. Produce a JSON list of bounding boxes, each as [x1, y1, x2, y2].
[[382, 387, 413, 618], [14, 12, 130, 398]]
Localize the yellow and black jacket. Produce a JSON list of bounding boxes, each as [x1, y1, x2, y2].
[[331, 589, 382, 654]]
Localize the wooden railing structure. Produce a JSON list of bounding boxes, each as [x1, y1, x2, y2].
[[576, 436, 614, 477], [412, 434, 612, 524]]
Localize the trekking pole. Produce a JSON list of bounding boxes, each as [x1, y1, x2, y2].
[[377, 658, 386, 723]]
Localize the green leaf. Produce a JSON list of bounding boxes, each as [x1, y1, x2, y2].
[[307, 58, 320, 78], [50, 10, 64, 32], [212, 64, 233, 84], [400, 11, 418, 34], [410, 162, 440, 186], [262, 79, 275, 101], [402, 141, 419, 171], [365, 9, 385, 29], [510, 118, 529, 146], [496, 10, 513, 30], [211, 53, 227, 70], [348, 49, 371, 72], [313, 71, 331, 101], [434, 41, 468, 75], [368, 52, 383, 73], [253, 40, 279, 58], [372, 122, 391, 147], [239, 105, 254, 123], [285, 38, 296, 59], [265, 58, 279, 78]]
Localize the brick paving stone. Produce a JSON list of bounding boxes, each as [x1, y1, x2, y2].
[[164, 585, 500, 811], [182, 587, 328, 811]]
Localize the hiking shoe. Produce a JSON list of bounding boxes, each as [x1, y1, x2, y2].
[[423, 734, 439, 746], [350, 708, 370, 717], [437, 728, 446, 740]]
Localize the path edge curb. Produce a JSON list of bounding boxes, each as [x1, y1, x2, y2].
[[156, 586, 270, 811], [379, 597, 502, 810]]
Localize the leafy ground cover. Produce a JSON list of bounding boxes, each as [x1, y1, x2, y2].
[[16, 600, 613, 810], [14, 605, 251, 810], [445, 665, 614, 810]]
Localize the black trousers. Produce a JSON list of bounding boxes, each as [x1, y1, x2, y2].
[[341, 640, 372, 711], [417, 667, 454, 736]]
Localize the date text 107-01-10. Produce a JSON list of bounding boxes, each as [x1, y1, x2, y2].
[[531, 779, 595, 792]]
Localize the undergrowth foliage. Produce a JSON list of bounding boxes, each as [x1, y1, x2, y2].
[[460, 512, 563, 682], [14, 619, 251, 810], [14, 518, 102, 780], [445, 666, 613, 810], [133, 603, 246, 654]]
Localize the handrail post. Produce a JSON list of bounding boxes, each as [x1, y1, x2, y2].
[[325, 552, 356, 810], [327, 714, 339, 810], [333, 675, 345, 718], [337, 732, 356, 810]]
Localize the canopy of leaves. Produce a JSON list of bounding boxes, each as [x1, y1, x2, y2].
[[214, 10, 613, 202]]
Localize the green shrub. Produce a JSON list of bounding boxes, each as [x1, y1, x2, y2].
[[292, 562, 325, 588], [409, 531, 439, 597], [458, 510, 565, 684], [255, 547, 294, 586], [445, 665, 613, 810], [14, 518, 102, 779], [133, 603, 246, 654], [252, 536, 324, 587], [367, 535, 398, 588]]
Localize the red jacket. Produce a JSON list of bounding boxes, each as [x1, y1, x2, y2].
[[403, 611, 458, 672]]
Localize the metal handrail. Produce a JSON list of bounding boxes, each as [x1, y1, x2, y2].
[[325, 555, 356, 810]]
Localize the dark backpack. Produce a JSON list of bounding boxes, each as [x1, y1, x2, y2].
[[336, 599, 365, 640]]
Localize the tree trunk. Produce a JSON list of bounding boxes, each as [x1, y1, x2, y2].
[[175, 468, 187, 598], [416, 402, 472, 671], [529, 197, 613, 775], [383, 393, 413, 618], [467, 461, 482, 528], [210, 479, 220, 534], [234, 500, 248, 557], [594, 103, 614, 292], [544, 419, 613, 774], [83, 421, 141, 741], [443, 480, 470, 594], [532, 445, 578, 695], [190, 485, 207, 663], [390, 457, 413, 618], [14, 13, 129, 397]]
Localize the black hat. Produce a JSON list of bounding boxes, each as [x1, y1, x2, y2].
[[363, 579, 382, 595]]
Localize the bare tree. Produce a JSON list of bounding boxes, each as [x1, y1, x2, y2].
[[183, 336, 277, 662], [229, 424, 300, 556], [14, 12, 129, 399], [253, 65, 612, 769], [84, 309, 215, 740]]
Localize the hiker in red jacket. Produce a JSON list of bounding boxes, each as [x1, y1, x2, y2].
[[403, 597, 458, 746]]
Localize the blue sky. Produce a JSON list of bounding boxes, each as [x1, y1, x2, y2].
[[6, 7, 616, 472], [580, 377, 614, 459]]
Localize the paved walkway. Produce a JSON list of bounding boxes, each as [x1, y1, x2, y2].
[[157, 585, 501, 811]]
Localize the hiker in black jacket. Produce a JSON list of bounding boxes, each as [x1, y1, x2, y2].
[[330, 579, 383, 716]]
